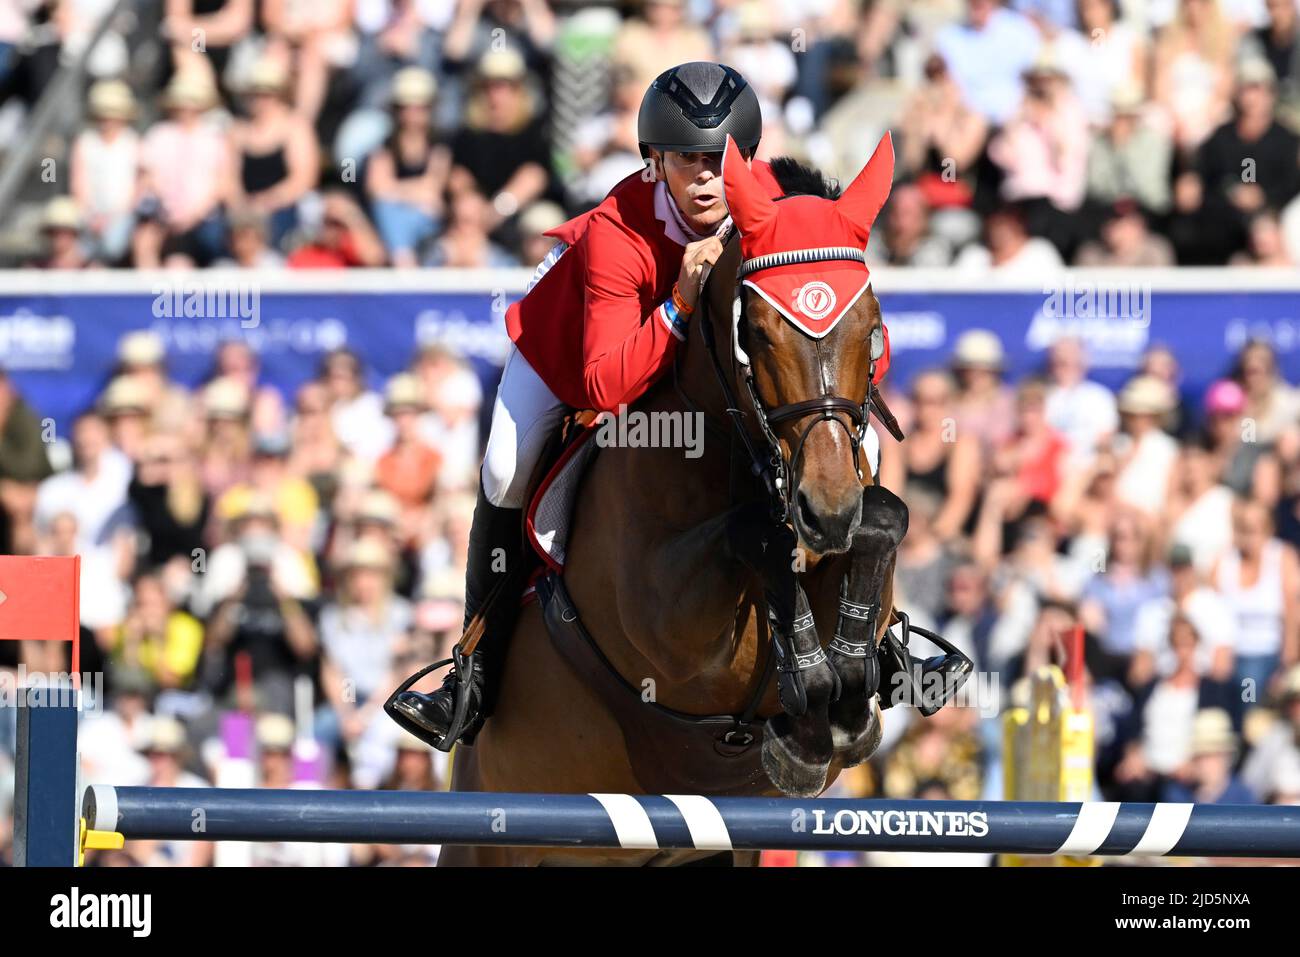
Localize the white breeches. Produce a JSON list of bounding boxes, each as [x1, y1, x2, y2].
[[481, 346, 569, 508]]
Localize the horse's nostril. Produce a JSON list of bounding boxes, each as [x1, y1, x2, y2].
[[797, 492, 822, 536]]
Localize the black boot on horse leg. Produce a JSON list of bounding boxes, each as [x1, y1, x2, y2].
[[387, 483, 525, 750], [850, 486, 974, 717], [826, 484, 903, 765], [726, 504, 838, 796]]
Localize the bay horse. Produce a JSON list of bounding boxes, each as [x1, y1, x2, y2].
[[439, 137, 911, 866]]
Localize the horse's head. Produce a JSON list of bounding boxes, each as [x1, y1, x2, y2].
[[718, 133, 893, 556]]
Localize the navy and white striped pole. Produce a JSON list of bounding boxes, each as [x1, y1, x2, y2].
[[82, 787, 1300, 858]]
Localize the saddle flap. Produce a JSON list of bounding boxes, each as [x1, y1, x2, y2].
[[525, 420, 602, 571]]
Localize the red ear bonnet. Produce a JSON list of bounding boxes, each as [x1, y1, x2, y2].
[[722, 132, 894, 340]]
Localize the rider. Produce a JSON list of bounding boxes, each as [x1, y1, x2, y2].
[[392, 61, 962, 750], [392, 61, 777, 749]]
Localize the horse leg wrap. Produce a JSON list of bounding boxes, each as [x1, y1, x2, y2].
[[768, 583, 831, 718], [828, 594, 882, 704]]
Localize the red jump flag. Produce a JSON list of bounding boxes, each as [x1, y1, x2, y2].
[[0, 555, 81, 679]]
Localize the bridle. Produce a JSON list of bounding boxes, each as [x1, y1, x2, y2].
[[697, 227, 887, 524]]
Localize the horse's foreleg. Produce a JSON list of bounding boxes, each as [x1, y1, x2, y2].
[[720, 503, 839, 797], [827, 484, 908, 766]]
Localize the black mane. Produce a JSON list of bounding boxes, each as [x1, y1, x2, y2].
[[768, 157, 841, 200]]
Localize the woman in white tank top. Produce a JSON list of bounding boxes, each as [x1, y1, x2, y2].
[[1214, 498, 1299, 707]]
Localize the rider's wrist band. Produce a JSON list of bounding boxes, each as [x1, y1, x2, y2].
[[660, 296, 689, 341], [671, 283, 695, 315]]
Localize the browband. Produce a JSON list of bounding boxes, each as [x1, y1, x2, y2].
[[738, 246, 866, 279]]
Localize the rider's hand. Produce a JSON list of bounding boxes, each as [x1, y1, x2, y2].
[[676, 236, 724, 311]]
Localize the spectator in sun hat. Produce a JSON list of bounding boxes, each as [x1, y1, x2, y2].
[[1113, 375, 1179, 516], [71, 79, 140, 263], [376, 374, 443, 536], [215, 429, 320, 553], [516, 199, 566, 268], [366, 67, 452, 268], [124, 714, 213, 865], [950, 329, 1016, 455], [1136, 343, 1191, 438], [28, 197, 90, 270], [442, 0, 557, 90], [113, 329, 192, 434], [1242, 663, 1300, 800], [317, 537, 411, 753], [1161, 708, 1258, 804], [200, 499, 319, 717], [227, 57, 320, 249], [1201, 377, 1282, 505], [199, 376, 254, 497], [448, 47, 552, 233], [988, 49, 1090, 255], [135, 70, 230, 268], [246, 711, 350, 865], [127, 428, 210, 572], [1085, 83, 1173, 217], [98, 375, 154, 462]]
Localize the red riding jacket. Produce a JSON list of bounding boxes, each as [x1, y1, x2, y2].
[[505, 161, 890, 414]]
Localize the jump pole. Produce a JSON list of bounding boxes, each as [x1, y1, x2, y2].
[[81, 786, 1300, 859]]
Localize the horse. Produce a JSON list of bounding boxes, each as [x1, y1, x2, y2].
[[438, 140, 911, 866]]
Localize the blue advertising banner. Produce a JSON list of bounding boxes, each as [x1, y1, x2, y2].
[[1, 271, 1298, 431]]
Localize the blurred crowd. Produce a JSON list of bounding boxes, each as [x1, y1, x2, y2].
[[0, 0, 1299, 269], [0, 332, 478, 865], [838, 330, 1300, 867]]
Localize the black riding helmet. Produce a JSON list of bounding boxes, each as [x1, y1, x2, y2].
[[638, 62, 762, 159]]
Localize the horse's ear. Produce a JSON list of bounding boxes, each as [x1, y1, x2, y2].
[[836, 131, 894, 239], [722, 135, 777, 238]]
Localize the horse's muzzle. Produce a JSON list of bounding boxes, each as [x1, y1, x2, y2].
[[793, 489, 862, 556]]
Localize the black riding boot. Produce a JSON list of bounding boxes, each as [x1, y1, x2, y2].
[[387, 483, 523, 750], [877, 611, 974, 717]]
